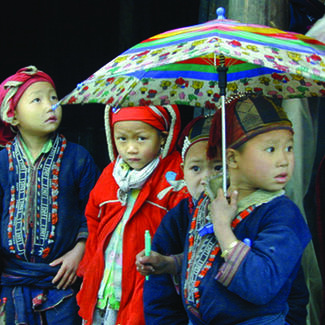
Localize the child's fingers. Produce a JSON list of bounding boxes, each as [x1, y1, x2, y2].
[[230, 190, 238, 206], [62, 273, 77, 290], [51, 266, 63, 284], [136, 264, 155, 276], [49, 257, 62, 267], [135, 249, 146, 262], [217, 188, 225, 199], [55, 268, 76, 289]]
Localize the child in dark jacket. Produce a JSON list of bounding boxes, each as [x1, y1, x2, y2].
[[0, 66, 100, 324], [138, 96, 310, 325], [183, 95, 311, 324]]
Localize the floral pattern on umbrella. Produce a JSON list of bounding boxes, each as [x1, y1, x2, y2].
[[59, 19, 325, 109]]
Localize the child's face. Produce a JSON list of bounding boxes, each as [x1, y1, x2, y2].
[[183, 140, 222, 200], [231, 129, 294, 196], [113, 120, 165, 170], [13, 82, 61, 137]]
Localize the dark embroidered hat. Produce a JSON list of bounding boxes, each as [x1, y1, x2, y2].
[[178, 115, 214, 161], [208, 95, 293, 158]]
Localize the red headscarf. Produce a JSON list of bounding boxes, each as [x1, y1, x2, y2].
[[107, 105, 181, 160], [111, 105, 170, 131], [0, 66, 55, 146]]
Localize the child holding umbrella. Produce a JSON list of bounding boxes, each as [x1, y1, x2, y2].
[[138, 97, 310, 324], [182, 94, 311, 324]]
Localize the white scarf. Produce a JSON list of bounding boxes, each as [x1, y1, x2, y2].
[[113, 156, 160, 205]]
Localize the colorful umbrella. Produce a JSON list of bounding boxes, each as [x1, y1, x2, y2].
[[58, 18, 325, 110], [56, 17, 325, 192]]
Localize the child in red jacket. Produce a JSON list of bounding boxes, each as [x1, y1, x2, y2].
[[78, 105, 188, 325]]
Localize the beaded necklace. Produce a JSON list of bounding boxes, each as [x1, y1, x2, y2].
[[184, 194, 255, 312]]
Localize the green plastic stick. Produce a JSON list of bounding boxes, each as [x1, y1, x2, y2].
[[145, 230, 151, 280]]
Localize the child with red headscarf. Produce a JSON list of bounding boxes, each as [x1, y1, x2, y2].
[[0, 66, 100, 324], [77, 104, 188, 324]]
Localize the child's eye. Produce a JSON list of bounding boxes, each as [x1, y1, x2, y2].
[[214, 165, 223, 172], [286, 145, 293, 152], [51, 95, 58, 101], [138, 136, 146, 141], [32, 97, 41, 103], [265, 147, 275, 153], [190, 166, 200, 172], [116, 136, 126, 142]]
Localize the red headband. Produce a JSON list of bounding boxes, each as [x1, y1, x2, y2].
[[111, 105, 170, 131]]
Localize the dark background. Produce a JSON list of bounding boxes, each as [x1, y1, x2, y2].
[[1, 0, 203, 169]]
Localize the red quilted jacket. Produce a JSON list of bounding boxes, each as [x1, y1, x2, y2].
[[77, 150, 188, 324]]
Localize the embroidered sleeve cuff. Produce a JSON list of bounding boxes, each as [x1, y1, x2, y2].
[[216, 241, 250, 287]]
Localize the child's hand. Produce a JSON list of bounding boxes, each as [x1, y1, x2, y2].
[[210, 189, 239, 252], [210, 188, 238, 229], [50, 240, 85, 290], [135, 249, 177, 275]]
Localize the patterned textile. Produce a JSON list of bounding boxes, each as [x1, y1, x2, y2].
[[184, 194, 254, 310], [6, 133, 66, 259], [0, 135, 100, 325]]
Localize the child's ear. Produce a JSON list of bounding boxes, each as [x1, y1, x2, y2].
[[11, 114, 19, 127], [180, 162, 184, 171], [226, 148, 239, 168], [160, 131, 168, 147]]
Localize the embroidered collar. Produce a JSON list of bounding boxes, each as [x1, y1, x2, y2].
[[18, 133, 53, 164]]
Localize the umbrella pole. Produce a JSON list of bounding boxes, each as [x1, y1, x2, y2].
[[220, 95, 227, 196], [217, 55, 228, 196]]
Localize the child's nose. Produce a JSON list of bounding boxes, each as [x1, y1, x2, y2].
[[126, 142, 138, 153], [45, 98, 54, 111], [277, 151, 289, 166], [200, 170, 210, 185]]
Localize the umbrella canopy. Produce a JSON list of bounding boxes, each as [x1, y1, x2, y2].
[[58, 18, 325, 109]]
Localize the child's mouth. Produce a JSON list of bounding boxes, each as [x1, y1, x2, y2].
[[46, 116, 57, 122], [275, 173, 288, 183]]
